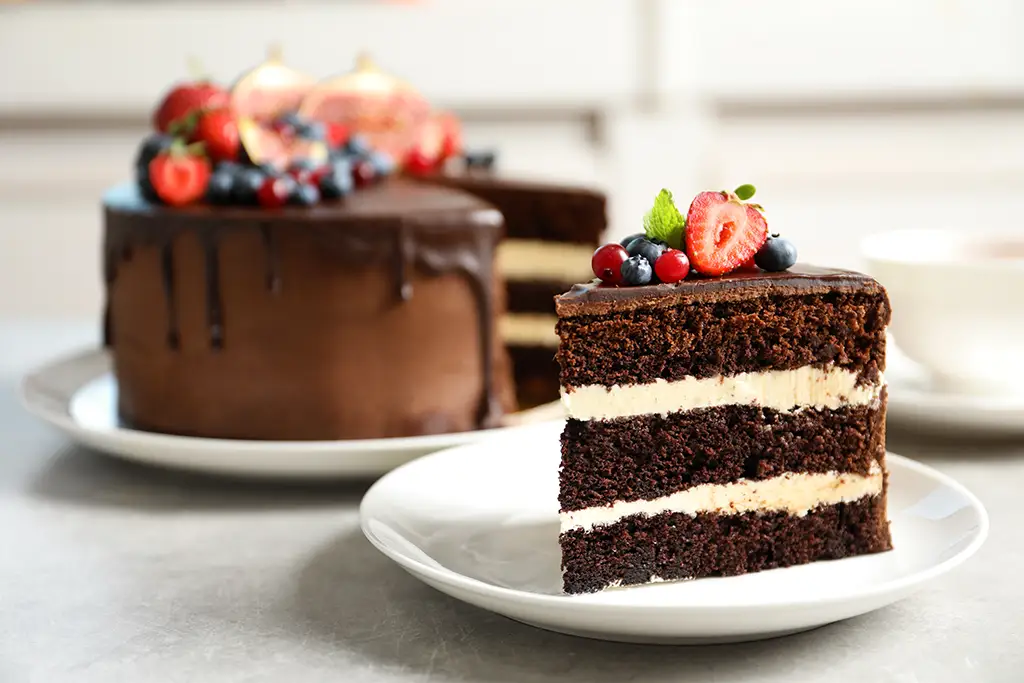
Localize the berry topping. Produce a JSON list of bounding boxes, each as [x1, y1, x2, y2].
[[619, 232, 645, 248], [147, 143, 211, 206], [257, 176, 293, 209], [325, 122, 350, 149], [464, 149, 497, 171], [206, 170, 235, 205], [153, 81, 229, 134], [654, 249, 690, 283], [591, 244, 629, 285], [193, 108, 240, 163], [625, 237, 666, 266], [295, 120, 326, 141], [319, 169, 354, 200], [286, 157, 324, 183], [290, 182, 321, 207], [352, 159, 377, 187], [685, 191, 768, 276], [754, 236, 798, 272], [232, 167, 265, 205], [135, 134, 175, 171], [344, 134, 372, 158], [369, 151, 396, 177], [404, 147, 437, 175], [620, 255, 653, 286]]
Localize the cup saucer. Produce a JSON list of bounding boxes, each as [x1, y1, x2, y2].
[[886, 339, 1024, 436]]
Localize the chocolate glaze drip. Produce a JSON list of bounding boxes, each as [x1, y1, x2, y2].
[[160, 242, 180, 349], [260, 223, 281, 294], [102, 182, 505, 429], [203, 233, 224, 349]]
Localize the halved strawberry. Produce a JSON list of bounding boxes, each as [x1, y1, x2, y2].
[[192, 108, 240, 163], [685, 191, 768, 276], [153, 81, 229, 134], [148, 143, 211, 206]]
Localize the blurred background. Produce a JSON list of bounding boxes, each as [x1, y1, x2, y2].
[[3, 0, 1024, 318]]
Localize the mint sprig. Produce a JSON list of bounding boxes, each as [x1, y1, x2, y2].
[[734, 184, 756, 201], [643, 189, 685, 249]]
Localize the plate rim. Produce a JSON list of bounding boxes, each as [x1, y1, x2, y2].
[[360, 435, 990, 612]]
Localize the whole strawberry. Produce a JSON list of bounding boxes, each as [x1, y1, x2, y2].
[[193, 108, 240, 163], [685, 185, 768, 276], [148, 142, 211, 206], [153, 81, 229, 134]]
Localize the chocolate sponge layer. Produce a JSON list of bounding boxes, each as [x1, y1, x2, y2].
[[556, 291, 889, 389], [560, 495, 892, 594], [559, 398, 886, 511]]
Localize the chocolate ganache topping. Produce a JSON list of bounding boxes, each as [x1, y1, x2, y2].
[[103, 179, 507, 428]]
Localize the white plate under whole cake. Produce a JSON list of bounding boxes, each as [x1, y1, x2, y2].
[[20, 349, 561, 480], [360, 421, 988, 645]]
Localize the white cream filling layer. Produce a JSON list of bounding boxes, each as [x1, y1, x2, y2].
[[500, 313, 560, 347], [560, 461, 884, 533], [560, 366, 883, 421], [498, 239, 595, 283]]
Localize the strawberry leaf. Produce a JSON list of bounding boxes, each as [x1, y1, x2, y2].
[[734, 184, 756, 200], [643, 189, 685, 249]]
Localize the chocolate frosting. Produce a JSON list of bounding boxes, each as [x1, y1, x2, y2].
[[103, 180, 507, 428], [555, 265, 885, 317]]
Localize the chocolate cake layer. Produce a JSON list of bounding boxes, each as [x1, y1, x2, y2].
[[559, 400, 885, 511], [509, 345, 559, 408], [507, 280, 573, 316], [560, 495, 892, 594], [557, 290, 889, 389]]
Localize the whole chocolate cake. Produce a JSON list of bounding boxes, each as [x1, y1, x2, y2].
[[556, 186, 892, 593], [104, 181, 515, 440]]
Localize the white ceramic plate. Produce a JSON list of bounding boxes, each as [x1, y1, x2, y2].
[[20, 349, 558, 480], [886, 339, 1024, 436], [361, 421, 988, 644]]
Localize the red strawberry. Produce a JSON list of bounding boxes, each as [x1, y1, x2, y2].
[[685, 191, 768, 276], [148, 144, 211, 206], [153, 81, 229, 134], [193, 108, 240, 163], [738, 255, 759, 272], [326, 122, 349, 149]]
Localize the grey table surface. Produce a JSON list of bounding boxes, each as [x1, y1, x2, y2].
[[1, 320, 1022, 683]]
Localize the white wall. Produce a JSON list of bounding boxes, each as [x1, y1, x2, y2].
[[3, 0, 1024, 317]]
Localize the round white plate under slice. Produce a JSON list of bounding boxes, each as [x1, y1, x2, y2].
[[20, 349, 554, 480], [360, 421, 989, 645], [886, 340, 1024, 436]]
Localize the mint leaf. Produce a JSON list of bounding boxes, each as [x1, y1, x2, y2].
[[734, 184, 756, 200], [643, 189, 685, 249]]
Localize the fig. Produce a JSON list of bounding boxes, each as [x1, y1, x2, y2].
[[298, 54, 432, 160], [237, 117, 328, 171], [231, 46, 317, 122]]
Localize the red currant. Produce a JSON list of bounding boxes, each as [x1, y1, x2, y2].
[[591, 244, 629, 284], [257, 177, 291, 209], [654, 248, 690, 283], [352, 160, 377, 188], [404, 147, 437, 176]]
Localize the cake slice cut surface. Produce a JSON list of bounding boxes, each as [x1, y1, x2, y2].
[[555, 266, 893, 594]]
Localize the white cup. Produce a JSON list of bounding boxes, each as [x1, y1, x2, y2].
[[862, 229, 1024, 396]]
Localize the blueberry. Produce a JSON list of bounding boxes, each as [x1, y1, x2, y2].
[[319, 167, 354, 200], [328, 147, 355, 163], [277, 112, 304, 129], [754, 237, 798, 272], [626, 237, 666, 266], [620, 255, 653, 286], [464, 149, 497, 170], [288, 158, 321, 174], [619, 232, 645, 248], [369, 151, 396, 177], [290, 182, 320, 207], [134, 134, 174, 172], [295, 121, 326, 141], [256, 162, 278, 176], [215, 160, 242, 177], [135, 165, 161, 203], [206, 171, 235, 205], [344, 134, 372, 158], [232, 168, 266, 205]]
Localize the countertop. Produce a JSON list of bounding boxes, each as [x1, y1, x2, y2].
[[1, 321, 1021, 683]]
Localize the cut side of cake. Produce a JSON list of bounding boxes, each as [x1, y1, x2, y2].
[[555, 266, 893, 594]]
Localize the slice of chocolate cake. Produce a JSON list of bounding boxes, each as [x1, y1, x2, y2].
[[555, 266, 892, 593], [431, 172, 607, 408]]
